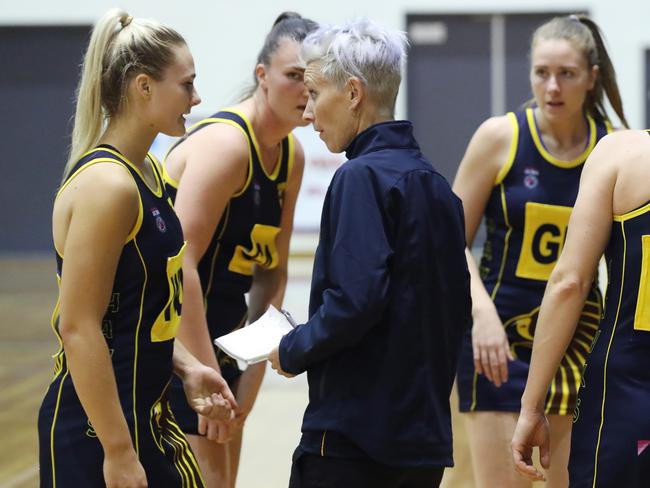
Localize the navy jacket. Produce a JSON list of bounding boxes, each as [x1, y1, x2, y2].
[[279, 120, 471, 467]]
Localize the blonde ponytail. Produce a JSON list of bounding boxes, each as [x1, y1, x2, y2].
[[64, 9, 128, 180], [63, 9, 185, 180]]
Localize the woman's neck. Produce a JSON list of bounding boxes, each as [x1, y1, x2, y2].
[[242, 90, 294, 150], [99, 116, 157, 168], [534, 107, 589, 151], [355, 104, 394, 138]]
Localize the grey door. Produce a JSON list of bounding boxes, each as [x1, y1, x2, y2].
[[406, 14, 491, 184], [406, 12, 571, 185], [0, 26, 89, 253]]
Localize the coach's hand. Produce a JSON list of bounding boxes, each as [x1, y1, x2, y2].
[[472, 302, 513, 387], [268, 347, 295, 378]]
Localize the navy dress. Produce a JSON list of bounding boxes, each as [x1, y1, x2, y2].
[[38, 146, 204, 487], [457, 108, 610, 415]]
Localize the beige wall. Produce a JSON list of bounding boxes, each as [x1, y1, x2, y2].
[[3, 0, 649, 127]]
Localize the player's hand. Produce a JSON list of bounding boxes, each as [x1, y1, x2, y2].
[[268, 347, 295, 378], [511, 408, 550, 481], [472, 303, 513, 387], [104, 447, 148, 487], [198, 414, 233, 444], [182, 363, 237, 421]]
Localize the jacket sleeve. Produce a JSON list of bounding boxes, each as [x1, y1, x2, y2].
[[279, 164, 393, 374]]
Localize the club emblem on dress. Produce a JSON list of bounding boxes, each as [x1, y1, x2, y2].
[[277, 183, 286, 208], [524, 168, 539, 189], [151, 207, 167, 233]]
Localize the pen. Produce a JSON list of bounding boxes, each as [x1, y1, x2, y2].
[[280, 308, 298, 329]]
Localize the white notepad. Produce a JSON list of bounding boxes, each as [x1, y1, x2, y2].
[[213, 305, 297, 365]]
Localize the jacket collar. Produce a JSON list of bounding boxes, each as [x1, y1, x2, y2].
[[345, 120, 420, 160]]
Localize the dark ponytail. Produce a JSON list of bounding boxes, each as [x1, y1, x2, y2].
[[256, 12, 318, 67], [238, 12, 317, 100]]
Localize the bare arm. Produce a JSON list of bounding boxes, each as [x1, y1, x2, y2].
[[452, 115, 515, 386], [170, 124, 250, 442], [512, 135, 618, 480], [172, 124, 249, 370], [56, 163, 147, 486], [172, 340, 237, 419], [235, 138, 305, 421]]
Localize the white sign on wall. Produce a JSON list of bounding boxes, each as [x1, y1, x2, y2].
[[291, 125, 345, 232]]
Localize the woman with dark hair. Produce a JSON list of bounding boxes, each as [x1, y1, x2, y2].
[[453, 14, 627, 487], [163, 11, 317, 487], [38, 9, 234, 488]]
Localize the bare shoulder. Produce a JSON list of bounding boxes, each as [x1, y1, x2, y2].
[[54, 162, 139, 251], [457, 114, 515, 176], [587, 130, 650, 169], [61, 162, 138, 209], [172, 121, 253, 207], [186, 122, 250, 164], [594, 129, 650, 148], [174, 121, 251, 195], [593, 131, 650, 214], [472, 115, 515, 149]]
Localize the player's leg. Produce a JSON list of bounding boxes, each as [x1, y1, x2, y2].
[[464, 411, 532, 488], [187, 434, 233, 488], [227, 428, 244, 487], [545, 414, 571, 488]]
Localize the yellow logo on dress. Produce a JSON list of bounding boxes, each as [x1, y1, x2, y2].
[[151, 243, 186, 342], [228, 224, 281, 276], [150, 398, 165, 451], [515, 202, 572, 281], [634, 235, 650, 331]]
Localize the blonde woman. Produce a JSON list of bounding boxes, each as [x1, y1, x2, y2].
[[38, 9, 234, 488]]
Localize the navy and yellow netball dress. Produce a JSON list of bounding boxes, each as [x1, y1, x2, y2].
[[457, 108, 610, 415], [568, 136, 650, 487], [38, 146, 204, 488], [164, 109, 293, 433]]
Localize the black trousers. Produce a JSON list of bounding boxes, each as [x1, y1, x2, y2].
[[288, 448, 445, 488]]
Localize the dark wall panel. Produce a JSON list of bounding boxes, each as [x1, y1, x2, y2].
[[0, 26, 89, 253], [407, 15, 492, 184]]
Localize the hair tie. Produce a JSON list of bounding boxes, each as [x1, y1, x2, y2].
[[121, 15, 133, 28]]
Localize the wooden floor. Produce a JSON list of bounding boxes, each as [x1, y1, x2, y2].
[[0, 256, 538, 488], [0, 258, 58, 488]]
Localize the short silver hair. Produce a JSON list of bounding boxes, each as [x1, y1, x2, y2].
[[301, 19, 408, 115]]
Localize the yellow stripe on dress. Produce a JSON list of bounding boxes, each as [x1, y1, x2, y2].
[[592, 222, 628, 487]]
